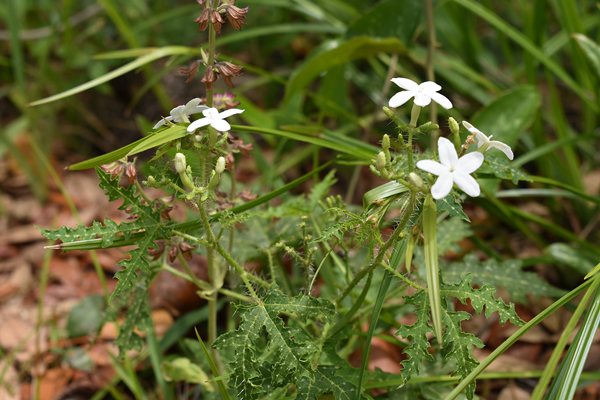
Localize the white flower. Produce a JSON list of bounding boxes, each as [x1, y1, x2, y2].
[[462, 121, 514, 160], [416, 137, 484, 199], [186, 107, 244, 132], [153, 98, 208, 129], [389, 78, 453, 109]]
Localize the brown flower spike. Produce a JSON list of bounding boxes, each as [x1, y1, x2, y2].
[[216, 62, 243, 87], [194, 8, 210, 32]]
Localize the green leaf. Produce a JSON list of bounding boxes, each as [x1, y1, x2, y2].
[[470, 87, 540, 149], [213, 285, 335, 399], [29, 46, 201, 106], [115, 280, 153, 354], [161, 357, 213, 389], [309, 169, 337, 211], [286, 37, 407, 99], [441, 274, 523, 326], [128, 125, 189, 156], [346, 0, 423, 43], [437, 194, 470, 222], [363, 181, 409, 209], [436, 218, 472, 255], [66, 295, 106, 338], [296, 366, 363, 400], [482, 154, 531, 184], [573, 33, 600, 80], [441, 309, 483, 400], [443, 253, 567, 303], [454, 0, 596, 111], [395, 291, 434, 386], [39, 169, 170, 301], [546, 243, 599, 276]]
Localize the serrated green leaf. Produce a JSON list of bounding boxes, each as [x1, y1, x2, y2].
[[483, 154, 531, 184], [116, 281, 152, 354], [213, 285, 335, 399], [437, 218, 472, 255], [441, 274, 523, 326], [395, 291, 434, 385], [443, 253, 567, 303], [296, 366, 362, 400], [441, 309, 483, 400], [437, 194, 470, 222], [309, 169, 337, 211], [66, 295, 106, 338]]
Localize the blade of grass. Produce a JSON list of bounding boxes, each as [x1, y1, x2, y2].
[[530, 276, 600, 400], [453, 0, 597, 111], [328, 273, 373, 340], [194, 328, 231, 400], [107, 351, 147, 400], [443, 276, 598, 400], [5, 0, 25, 93], [549, 283, 600, 399], [357, 269, 394, 400]]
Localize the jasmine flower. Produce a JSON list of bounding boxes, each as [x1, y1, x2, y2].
[[187, 107, 244, 132], [389, 78, 453, 110], [417, 137, 484, 199], [463, 121, 514, 160], [153, 98, 208, 129]]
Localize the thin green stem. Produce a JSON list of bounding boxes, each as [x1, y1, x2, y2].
[[205, 0, 218, 107], [134, 180, 152, 204], [171, 230, 209, 245], [176, 252, 209, 290], [380, 261, 424, 291], [425, 0, 438, 150]]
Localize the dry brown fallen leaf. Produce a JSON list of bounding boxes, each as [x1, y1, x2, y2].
[[0, 361, 20, 400], [497, 381, 531, 400], [38, 368, 74, 400]]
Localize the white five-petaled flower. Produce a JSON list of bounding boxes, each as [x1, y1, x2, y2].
[[389, 78, 453, 110], [153, 98, 208, 129], [417, 137, 484, 200], [186, 107, 244, 132], [462, 121, 514, 160]]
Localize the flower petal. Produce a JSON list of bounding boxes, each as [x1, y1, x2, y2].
[[462, 121, 478, 134], [153, 116, 174, 129], [437, 137, 458, 167], [452, 172, 480, 197], [391, 78, 419, 91], [202, 108, 220, 118], [187, 105, 209, 115], [456, 152, 484, 174], [429, 92, 453, 110], [211, 119, 231, 132], [490, 141, 514, 160], [170, 105, 186, 121], [430, 172, 454, 200], [389, 91, 415, 108], [416, 160, 448, 176], [187, 117, 212, 132], [218, 108, 245, 119], [413, 93, 432, 107], [183, 98, 202, 111], [419, 81, 442, 93]]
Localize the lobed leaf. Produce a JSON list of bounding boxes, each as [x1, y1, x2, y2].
[[443, 253, 566, 303]]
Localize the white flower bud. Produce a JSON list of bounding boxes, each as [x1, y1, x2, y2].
[[215, 157, 226, 174], [376, 152, 386, 171], [174, 153, 187, 174]]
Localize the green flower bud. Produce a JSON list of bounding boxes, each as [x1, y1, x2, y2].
[[382, 134, 390, 151], [147, 176, 157, 187], [382, 106, 395, 119], [448, 117, 459, 135], [174, 153, 187, 174], [215, 156, 226, 175], [376, 151, 386, 171], [408, 172, 428, 193]]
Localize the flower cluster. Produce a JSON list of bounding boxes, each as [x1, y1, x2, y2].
[[386, 77, 514, 200], [194, 0, 249, 34]]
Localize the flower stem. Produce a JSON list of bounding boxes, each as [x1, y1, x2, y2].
[[406, 104, 421, 173], [205, 0, 218, 108], [425, 0, 439, 150], [380, 261, 425, 291]]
